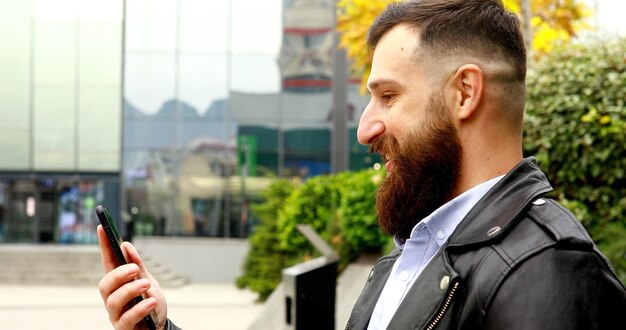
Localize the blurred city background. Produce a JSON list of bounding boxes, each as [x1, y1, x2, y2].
[[0, 0, 373, 245], [0, 0, 625, 329]]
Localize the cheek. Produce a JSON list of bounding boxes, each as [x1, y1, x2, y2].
[[386, 112, 422, 141], [389, 98, 429, 130]]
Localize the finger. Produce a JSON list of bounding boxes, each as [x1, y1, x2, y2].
[[98, 263, 140, 302], [116, 297, 158, 330], [97, 225, 118, 273], [120, 242, 165, 308], [106, 278, 152, 323], [121, 242, 153, 280]]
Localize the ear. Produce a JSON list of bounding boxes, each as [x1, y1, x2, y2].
[[450, 64, 484, 121]]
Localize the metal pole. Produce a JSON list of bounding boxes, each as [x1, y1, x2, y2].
[[240, 137, 248, 238], [224, 0, 233, 238], [331, 1, 348, 173], [119, 0, 127, 235]]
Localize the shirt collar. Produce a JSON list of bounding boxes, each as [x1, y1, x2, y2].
[[394, 175, 505, 247]]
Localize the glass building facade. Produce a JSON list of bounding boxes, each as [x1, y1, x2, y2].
[[0, 0, 123, 243], [0, 0, 373, 243]]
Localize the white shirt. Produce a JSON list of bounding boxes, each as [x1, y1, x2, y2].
[[367, 175, 504, 330]]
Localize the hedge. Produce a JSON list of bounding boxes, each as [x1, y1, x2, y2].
[[523, 38, 626, 283], [236, 169, 389, 300]]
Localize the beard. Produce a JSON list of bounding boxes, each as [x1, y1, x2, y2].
[[370, 94, 462, 239]]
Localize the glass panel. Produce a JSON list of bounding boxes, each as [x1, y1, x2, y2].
[[179, 120, 234, 148], [179, 0, 228, 53], [0, 0, 31, 63], [33, 20, 76, 86], [0, 63, 31, 169], [125, 0, 176, 52], [0, 130, 30, 170], [4, 183, 37, 243], [230, 54, 280, 94], [0, 0, 31, 170], [35, 0, 78, 21], [78, 87, 121, 171], [78, 0, 123, 22], [123, 148, 186, 235], [124, 120, 176, 149], [281, 91, 333, 122], [79, 22, 122, 85], [237, 125, 279, 176], [178, 54, 228, 117], [347, 85, 369, 124], [124, 53, 176, 116], [282, 120, 331, 178], [57, 180, 103, 243], [0, 64, 30, 127], [231, 0, 282, 55], [229, 90, 281, 125], [33, 87, 75, 170]]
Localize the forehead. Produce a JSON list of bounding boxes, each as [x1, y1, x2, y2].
[[368, 24, 423, 89]]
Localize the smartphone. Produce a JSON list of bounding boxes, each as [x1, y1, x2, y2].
[[96, 205, 158, 330]]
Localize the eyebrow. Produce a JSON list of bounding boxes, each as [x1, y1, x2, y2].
[[367, 78, 401, 93]]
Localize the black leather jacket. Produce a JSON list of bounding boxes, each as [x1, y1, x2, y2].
[[346, 158, 626, 330]]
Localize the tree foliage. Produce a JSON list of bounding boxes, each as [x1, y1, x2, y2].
[[503, 0, 590, 54], [336, 0, 395, 92], [523, 38, 626, 283]]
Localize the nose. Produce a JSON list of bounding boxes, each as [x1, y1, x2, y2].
[[357, 100, 385, 145]]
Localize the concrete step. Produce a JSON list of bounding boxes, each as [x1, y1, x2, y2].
[[0, 244, 187, 287]]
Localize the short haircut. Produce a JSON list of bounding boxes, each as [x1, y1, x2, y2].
[[367, 0, 526, 82]]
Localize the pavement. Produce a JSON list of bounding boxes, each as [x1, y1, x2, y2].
[[0, 283, 263, 329]]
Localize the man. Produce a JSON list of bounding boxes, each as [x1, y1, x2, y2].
[[347, 0, 626, 329], [97, 1, 625, 329]]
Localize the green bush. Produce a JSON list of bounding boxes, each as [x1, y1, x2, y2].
[[523, 38, 626, 283], [235, 179, 300, 301], [276, 169, 389, 269], [277, 174, 344, 255], [337, 170, 388, 258], [237, 169, 389, 300]]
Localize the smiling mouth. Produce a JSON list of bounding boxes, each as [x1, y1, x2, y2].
[[384, 159, 394, 172], [380, 155, 394, 172]]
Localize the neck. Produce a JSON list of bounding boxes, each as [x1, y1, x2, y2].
[[452, 138, 522, 199]]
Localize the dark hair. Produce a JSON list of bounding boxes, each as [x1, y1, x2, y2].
[[367, 0, 526, 81]]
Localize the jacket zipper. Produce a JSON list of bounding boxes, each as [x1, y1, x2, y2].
[[425, 281, 460, 330]]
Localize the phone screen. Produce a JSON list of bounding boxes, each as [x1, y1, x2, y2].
[[96, 205, 158, 330]]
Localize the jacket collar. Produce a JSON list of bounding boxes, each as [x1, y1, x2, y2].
[[447, 157, 553, 248]]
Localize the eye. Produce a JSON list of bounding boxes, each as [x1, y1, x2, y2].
[[382, 93, 394, 102]]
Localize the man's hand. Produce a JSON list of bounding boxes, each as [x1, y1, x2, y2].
[[97, 225, 168, 330]]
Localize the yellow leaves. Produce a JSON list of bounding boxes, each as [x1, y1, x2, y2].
[[337, 0, 399, 93], [581, 108, 597, 123], [532, 20, 571, 54], [505, 0, 590, 57], [502, 0, 520, 13], [600, 115, 612, 125], [581, 107, 612, 126]]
